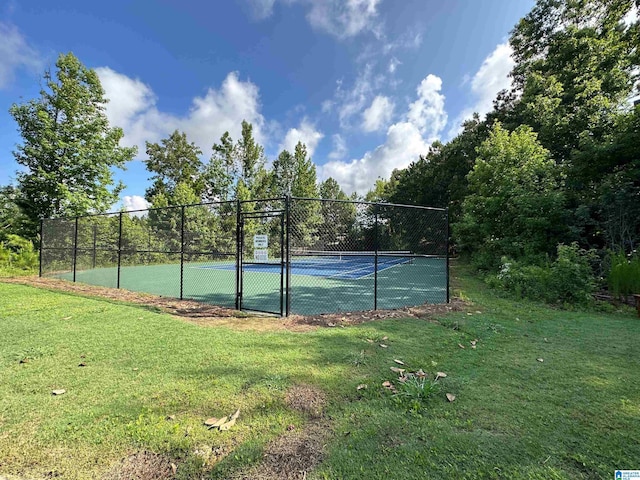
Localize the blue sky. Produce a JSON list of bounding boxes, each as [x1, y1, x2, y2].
[[0, 0, 535, 210]]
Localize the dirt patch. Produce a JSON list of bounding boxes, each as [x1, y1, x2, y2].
[[235, 422, 329, 480], [2, 276, 466, 331], [102, 451, 176, 480], [285, 385, 327, 419]]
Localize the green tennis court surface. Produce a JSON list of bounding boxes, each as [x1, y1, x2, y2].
[[52, 257, 446, 316]]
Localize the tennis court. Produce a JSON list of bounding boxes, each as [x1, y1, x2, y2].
[[41, 196, 449, 316]]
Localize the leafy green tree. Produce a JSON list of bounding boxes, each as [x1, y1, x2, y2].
[[9, 52, 136, 233], [145, 130, 204, 203], [456, 123, 568, 269], [316, 177, 357, 249], [0, 186, 30, 242]]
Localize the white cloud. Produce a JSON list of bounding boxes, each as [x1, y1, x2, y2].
[[247, 0, 382, 39], [279, 119, 324, 156], [328, 134, 347, 160], [407, 74, 448, 135], [320, 74, 447, 194], [0, 22, 42, 89], [388, 57, 401, 74], [122, 195, 150, 212], [96, 69, 265, 157], [447, 42, 514, 138], [306, 0, 382, 39], [361, 95, 394, 132]]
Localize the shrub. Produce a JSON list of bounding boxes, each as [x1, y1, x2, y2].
[[1, 234, 38, 271], [608, 251, 640, 299], [490, 243, 596, 305]]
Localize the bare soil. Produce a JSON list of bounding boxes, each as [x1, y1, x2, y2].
[[2, 275, 465, 331]]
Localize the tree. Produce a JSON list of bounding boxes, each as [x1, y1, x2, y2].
[[9, 52, 136, 233], [0, 185, 30, 242], [145, 130, 204, 204], [317, 177, 357, 249], [455, 123, 568, 269]]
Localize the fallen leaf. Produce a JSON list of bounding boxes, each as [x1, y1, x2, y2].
[[446, 393, 456, 402], [132, 368, 139, 371], [393, 359, 405, 365], [229, 409, 241, 421], [435, 372, 447, 380], [366, 339, 374, 343], [204, 417, 219, 426], [219, 417, 236, 431], [207, 416, 228, 429], [458, 343, 465, 349], [475, 311, 482, 314], [327, 322, 336, 327], [398, 375, 408, 383], [19, 358, 28, 364], [414, 369, 427, 378], [466, 312, 473, 316], [62, 316, 72, 320], [382, 381, 392, 388], [544, 338, 548, 342], [356, 384, 367, 390], [78, 362, 86, 367], [390, 367, 405, 374], [379, 344, 388, 348], [471, 345, 477, 349], [287, 424, 296, 431], [470, 340, 477, 346], [381, 336, 388, 341], [51, 389, 66, 395], [170, 463, 177, 475], [537, 358, 544, 363], [166, 415, 175, 421]]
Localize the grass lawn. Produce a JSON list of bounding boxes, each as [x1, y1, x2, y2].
[[1, 268, 639, 479]]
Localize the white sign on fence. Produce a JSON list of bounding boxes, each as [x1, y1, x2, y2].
[[253, 234, 268, 248], [254, 249, 269, 262]]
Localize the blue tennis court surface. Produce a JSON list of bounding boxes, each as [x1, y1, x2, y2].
[[195, 255, 412, 279]]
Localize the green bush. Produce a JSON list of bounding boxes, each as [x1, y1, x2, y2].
[[1, 234, 38, 271], [489, 243, 596, 305], [608, 251, 640, 299]]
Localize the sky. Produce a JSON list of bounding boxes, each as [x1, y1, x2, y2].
[[0, 0, 535, 211]]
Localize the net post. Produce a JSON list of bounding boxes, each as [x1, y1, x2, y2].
[[117, 212, 123, 289], [445, 207, 450, 304], [72, 216, 79, 283], [374, 205, 378, 311], [285, 195, 291, 316], [38, 218, 44, 278], [235, 199, 241, 310], [180, 205, 185, 300]]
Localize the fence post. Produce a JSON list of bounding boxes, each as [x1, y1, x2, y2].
[[39, 219, 44, 277], [92, 224, 97, 269], [285, 195, 291, 316], [445, 208, 450, 304], [374, 205, 378, 310], [180, 205, 185, 300], [117, 212, 123, 289], [235, 199, 241, 310], [72, 217, 79, 283]]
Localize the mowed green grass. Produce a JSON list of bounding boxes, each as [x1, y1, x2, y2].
[[1, 272, 639, 479]]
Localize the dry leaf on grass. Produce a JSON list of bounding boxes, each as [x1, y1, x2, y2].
[[458, 343, 465, 349], [537, 358, 544, 362], [204, 417, 219, 426], [379, 344, 388, 348], [446, 393, 456, 402], [381, 336, 388, 341], [435, 372, 447, 380], [414, 369, 427, 378], [207, 416, 228, 429], [51, 389, 66, 395], [356, 384, 367, 391], [393, 359, 405, 365], [390, 367, 405, 374], [366, 339, 374, 343]]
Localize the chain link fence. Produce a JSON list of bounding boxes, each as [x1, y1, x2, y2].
[[41, 197, 448, 316]]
